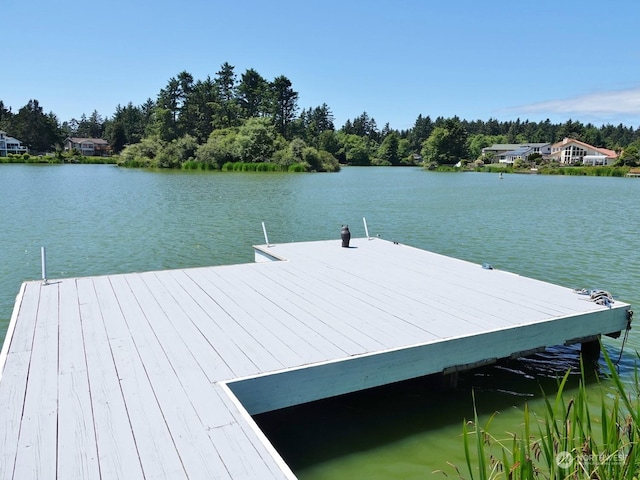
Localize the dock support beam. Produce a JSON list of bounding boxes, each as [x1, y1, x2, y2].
[[442, 371, 459, 390], [581, 338, 601, 362]]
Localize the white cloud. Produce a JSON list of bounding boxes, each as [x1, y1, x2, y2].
[[513, 87, 640, 119]]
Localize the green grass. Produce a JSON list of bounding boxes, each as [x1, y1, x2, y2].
[[537, 166, 630, 177], [460, 346, 639, 479], [0, 154, 60, 164], [0, 153, 116, 165], [221, 161, 306, 172], [478, 165, 514, 174], [181, 160, 219, 170]]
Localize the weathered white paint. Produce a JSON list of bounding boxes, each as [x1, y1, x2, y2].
[[0, 237, 631, 479]]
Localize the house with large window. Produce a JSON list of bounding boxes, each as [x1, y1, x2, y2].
[[0, 131, 28, 157], [550, 138, 618, 165], [64, 137, 111, 156]]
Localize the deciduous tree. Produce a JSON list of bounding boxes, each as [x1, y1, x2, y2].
[[421, 118, 469, 165]]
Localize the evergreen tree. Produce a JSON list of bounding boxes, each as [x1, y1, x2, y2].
[[271, 75, 298, 139], [0, 100, 12, 131], [348, 112, 379, 142], [12, 100, 63, 153], [237, 68, 270, 118], [182, 76, 218, 142], [212, 62, 241, 129], [408, 114, 433, 152], [155, 71, 193, 140]]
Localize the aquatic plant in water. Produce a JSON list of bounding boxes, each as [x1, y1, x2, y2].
[[460, 346, 640, 479]]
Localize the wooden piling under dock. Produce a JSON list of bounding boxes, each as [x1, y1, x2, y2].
[[0, 238, 631, 479]]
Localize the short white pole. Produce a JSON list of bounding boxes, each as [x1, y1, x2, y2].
[[363, 217, 370, 240], [41, 246, 48, 285], [261, 221, 270, 247]]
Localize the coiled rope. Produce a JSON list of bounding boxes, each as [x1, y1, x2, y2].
[[574, 288, 632, 366], [574, 288, 615, 308]]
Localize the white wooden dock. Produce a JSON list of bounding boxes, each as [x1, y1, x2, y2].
[[0, 237, 631, 479]]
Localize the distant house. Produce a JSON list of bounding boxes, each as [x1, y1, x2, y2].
[[64, 137, 111, 156], [0, 131, 28, 157], [550, 138, 618, 165], [482, 143, 551, 164], [481, 143, 522, 160], [499, 146, 535, 165]]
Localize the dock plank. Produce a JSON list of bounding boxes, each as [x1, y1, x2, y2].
[[108, 274, 233, 479], [141, 271, 234, 381], [186, 266, 305, 368], [216, 384, 295, 479], [124, 272, 235, 428], [155, 269, 257, 379], [222, 264, 349, 359], [208, 422, 286, 480], [251, 266, 386, 352], [337, 242, 583, 316], [13, 282, 58, 480], [0, 350, 31, 480], [76, 277, 145, 480], [176, 268, 285, 373], [207, 265, 333, 364], [57, 279, 100, 480], [0, 282, 36, 480], [318, 261, 532, 332], [92, 275, 188, 480], [251, 265, 370, 355]]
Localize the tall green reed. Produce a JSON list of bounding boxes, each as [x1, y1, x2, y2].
[[461, 346, 639, 479]]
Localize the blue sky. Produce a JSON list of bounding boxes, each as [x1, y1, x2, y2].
[[3, 0, 640, 131]]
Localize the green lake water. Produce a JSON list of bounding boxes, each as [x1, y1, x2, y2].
[[1, 164, 639, 478]]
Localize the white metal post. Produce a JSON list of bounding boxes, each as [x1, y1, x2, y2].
[[41, 246, 48, 285], [363, 217, 370, 240], [261, 221, 270, 247]]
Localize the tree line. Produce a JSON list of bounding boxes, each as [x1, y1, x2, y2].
[[1, 62, 640, 169]]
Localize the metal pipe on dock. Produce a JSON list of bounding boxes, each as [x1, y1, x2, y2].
[[41, 246, 47, 285]]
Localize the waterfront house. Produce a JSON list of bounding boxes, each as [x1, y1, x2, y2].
[[481, 143, 521, 161], [64, 137, 111, 156], [0, 131, 28, 157], [482, 143, 551, 164], [550, 138, 618, 165]]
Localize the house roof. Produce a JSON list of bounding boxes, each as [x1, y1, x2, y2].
[[67, 137, 110, 146], [0, 132, 24, 143], [503, 146, 533, 157], [524, 143, 550, 148], [484, 144, 522, 151], [484, 143, 549, 153]]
